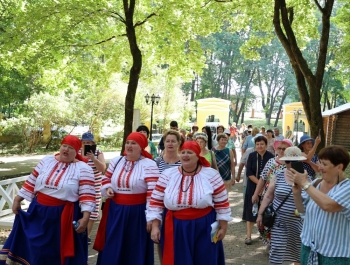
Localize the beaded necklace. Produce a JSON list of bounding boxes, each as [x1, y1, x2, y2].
[[123, 155, 141, 172], [180, 164, 199, 192]]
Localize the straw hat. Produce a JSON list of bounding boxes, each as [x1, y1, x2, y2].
[[279, 146, 307, 161]]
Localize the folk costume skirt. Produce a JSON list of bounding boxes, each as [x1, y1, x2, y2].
[[163, 207, 225, 265], [95, 196, 153, 265], [0, 197, 87, 265]]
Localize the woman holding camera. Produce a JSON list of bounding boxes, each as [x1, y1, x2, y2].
[[256, 146, 307, 265], [289, 145, 350, 265], [80, 132, 106, 245]]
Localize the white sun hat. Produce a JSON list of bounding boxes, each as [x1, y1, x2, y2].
[[279, 146, 307, 161]]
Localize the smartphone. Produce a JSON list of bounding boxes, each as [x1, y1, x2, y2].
[[291, 161, 304, 173], [84, 144, 97, 156]]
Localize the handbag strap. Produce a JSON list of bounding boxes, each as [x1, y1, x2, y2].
[[275, 189, 292, 212], [256, 152, 259, 178]]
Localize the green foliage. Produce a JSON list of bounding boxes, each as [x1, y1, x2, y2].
[[0, 0, 349, 157]]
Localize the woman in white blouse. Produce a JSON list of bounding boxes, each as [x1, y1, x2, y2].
[[93, 132, 160, 265], [148, 141, 232, 265], [0, 135, 96, 265]]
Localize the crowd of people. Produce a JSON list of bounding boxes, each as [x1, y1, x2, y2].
[[0, 121, 349, 265]]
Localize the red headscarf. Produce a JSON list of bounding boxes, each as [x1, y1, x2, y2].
[[61, 135, 88, 163], [180, 141, 210, 167], [124, 132, 153, 159]]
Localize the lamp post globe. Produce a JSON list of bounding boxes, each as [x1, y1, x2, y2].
[[145, 94, 160, 141]]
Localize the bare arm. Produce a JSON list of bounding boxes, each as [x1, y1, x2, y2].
[[12, 195, 24, 214], [288, 168, 344, 212], [76, 211, 91, 233], [252, 178, 266, 203], [86, 152, 107, 173], [217, 220, 228, 241], [304, 136, 321, 162], [94, 153, 107, 172], [292, 184, 305, 213], [256, 180, 275, 228], [229, 149, 236, 178], [151, 219, 161, 243], [248, 175, 259, 184], [231, 148, 237, 166], [236, 163, 245, 183], [212, 152, 218, 171]]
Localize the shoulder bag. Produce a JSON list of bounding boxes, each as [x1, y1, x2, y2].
[[262, 189, 292, 228]]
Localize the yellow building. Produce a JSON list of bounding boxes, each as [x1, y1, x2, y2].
[[282, 102, 310, 138], [196, 98, 231, 131]]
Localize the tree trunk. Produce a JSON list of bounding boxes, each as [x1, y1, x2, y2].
[[273, 0, 334, 149], [274, 90, 287, 127], [121, 0, 142, 155]]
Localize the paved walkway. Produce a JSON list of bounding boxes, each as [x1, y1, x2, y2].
[[0, 152, 120, 178]]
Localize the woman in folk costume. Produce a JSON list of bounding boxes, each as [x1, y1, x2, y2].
[[0, 135, 96, 265], [94, 132, 160, 265], [147, 141, 232, 265]]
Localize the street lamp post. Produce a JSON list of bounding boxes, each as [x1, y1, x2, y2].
[[145, 94, 160, 141], [293, 108, 302, 145]]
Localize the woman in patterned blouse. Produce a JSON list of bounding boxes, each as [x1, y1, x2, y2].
[[147, 141, 232, 265], [0, 135, 96, 265], [93, 132, 160, 265]]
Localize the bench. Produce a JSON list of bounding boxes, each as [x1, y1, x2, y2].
[[0, 175, 30, 229]]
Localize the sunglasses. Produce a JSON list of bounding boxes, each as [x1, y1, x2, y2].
[[277, 147, 286, 151]]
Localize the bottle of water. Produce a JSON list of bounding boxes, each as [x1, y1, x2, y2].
[[73, 221, 86, 236], [72, 221, 79, 230], [252, 202, 258, 216]]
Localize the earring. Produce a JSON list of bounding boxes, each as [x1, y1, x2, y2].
[[337, 172, 340, 184]]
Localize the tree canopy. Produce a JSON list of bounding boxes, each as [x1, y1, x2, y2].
[[0, 0, 349, 151]]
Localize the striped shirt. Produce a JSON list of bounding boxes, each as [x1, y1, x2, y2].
[[154, 157, 181, 173], [102, 156, 160, 209], [301, 178, 350, 258], [147, 166, 232, 222], [19, 155, 96, 212], [78, 149, 103, 220], [262, 158, 304, 263]]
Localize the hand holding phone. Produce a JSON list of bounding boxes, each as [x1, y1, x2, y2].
[[84, 144, 97, 156], [291, 161, 304, 173]]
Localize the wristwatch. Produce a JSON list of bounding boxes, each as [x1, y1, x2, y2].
[[302, 182, 312, 191]]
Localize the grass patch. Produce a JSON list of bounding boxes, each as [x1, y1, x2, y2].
[[240, 118, 283, 130]]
